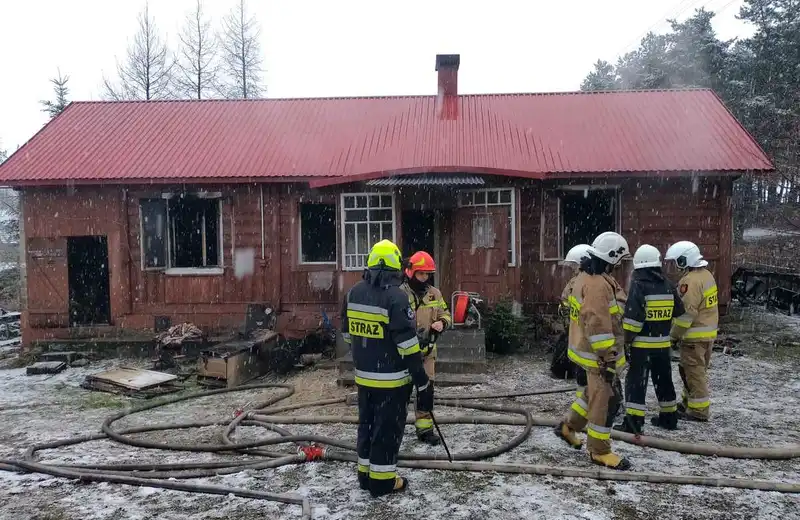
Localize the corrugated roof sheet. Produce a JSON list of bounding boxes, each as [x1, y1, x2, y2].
[[366, 174, 484, 186], [0, 89, 773, 186]]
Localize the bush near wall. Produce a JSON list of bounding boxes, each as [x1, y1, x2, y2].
[[484, 298, 546, 355]]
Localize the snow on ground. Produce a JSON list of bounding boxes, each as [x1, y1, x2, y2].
[[1, 306, 800, 519]]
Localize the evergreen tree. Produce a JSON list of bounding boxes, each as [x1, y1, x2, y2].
[[40, 69, 71, 118], [580, 60, 618, 91]]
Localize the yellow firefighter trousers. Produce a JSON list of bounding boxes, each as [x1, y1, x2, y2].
[[680, 341, 712, 420], [565, 369, 615, 455], [414, 355, 436, 431]]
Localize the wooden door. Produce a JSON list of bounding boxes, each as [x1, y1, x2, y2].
[[453, 206, 509, 301]]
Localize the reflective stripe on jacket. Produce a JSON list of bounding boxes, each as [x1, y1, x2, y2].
[[341, 270, 428, 389], [567, 272, 628, 371], [670, 268, 719, 343], [399, 282, 452, 356], [622, 268, 685, 349]]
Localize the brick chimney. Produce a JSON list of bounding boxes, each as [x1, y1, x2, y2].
[[435, 54, 460, 97]]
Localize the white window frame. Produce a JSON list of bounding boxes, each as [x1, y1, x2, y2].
[[139, 193, 225, 276], [298, 201, 338, 265], [552, 185, 621, 259], [457, 188, 517, 267], [340, 192, 396, 271]]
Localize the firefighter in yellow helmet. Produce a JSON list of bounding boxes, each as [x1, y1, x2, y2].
[[400, 251, 452, 445], [665, 240, 719, 422], [341, 239, 432, 497], [554, 231, 631, 470]]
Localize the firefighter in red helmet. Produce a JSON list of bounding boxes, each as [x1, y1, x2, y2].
[[400, 251, 453, 445]]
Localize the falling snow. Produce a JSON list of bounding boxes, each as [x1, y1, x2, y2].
[[0, 305, 798, 519]]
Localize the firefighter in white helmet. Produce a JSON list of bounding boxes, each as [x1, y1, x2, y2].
[[554, 231, 631, 470], [551, 244, 591, 384], [614, 244, 685, 434], [665, 240, 719, 422]]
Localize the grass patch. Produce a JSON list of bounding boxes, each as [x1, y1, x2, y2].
[[77, 392, 129, 410]]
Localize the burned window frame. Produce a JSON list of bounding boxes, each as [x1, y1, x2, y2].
[[298, 201, 337, 265], [545, 186, 621, 260], [340, 192, 396, 271], [138, 193, 224, 274], [457, 188, 516, 266]]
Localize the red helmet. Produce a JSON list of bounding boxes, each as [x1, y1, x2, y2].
[[405, 251, 436, 278]]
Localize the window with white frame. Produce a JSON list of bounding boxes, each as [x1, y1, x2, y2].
[[341, 193, 395, 270], [299, 202, 337, 264], [458, 188, 516, 266], [140, 194, 222, 271]]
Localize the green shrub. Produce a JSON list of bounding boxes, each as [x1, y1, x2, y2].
[[485, 298, 533, 355]]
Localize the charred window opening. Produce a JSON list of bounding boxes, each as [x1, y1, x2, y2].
[[169, 197, 220, 268], [561, 189, 617, 255], [141, 200, 168, 268], [300, 202, 336, 263], [139, 195, 221, 270], [342, 193, 395, 270]]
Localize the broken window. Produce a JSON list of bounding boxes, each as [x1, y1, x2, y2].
[[471, 215, 495, 248], [139, 195, 222, 270], [141, 200, 168, 268], [342, 193, 394, 270], [299, 202, 336, 263], [458, 188, 515, 265], [561, 188, 618, 255]]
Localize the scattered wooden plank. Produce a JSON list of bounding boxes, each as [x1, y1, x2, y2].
[[26, 361, 67, 376]]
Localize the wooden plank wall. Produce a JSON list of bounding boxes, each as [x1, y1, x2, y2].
[[519, 176, 732, 310]]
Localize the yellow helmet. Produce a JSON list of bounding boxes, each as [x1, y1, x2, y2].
[[367, 239, 402, 270]]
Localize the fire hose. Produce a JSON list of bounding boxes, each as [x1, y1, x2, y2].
[[1, 382, 800, 520]]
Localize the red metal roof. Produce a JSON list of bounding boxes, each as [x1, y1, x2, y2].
[[0, 89, 773, 186]]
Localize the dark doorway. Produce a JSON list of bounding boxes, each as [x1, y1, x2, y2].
[[561, 190, 617, 253], [68, 236, 111, 326], [401, 210, 436, 260]]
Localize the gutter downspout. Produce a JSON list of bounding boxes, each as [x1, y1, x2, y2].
[[260, 184, 265, 260]]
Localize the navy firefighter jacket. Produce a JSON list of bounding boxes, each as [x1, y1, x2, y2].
[[341, 267, 429, 389]]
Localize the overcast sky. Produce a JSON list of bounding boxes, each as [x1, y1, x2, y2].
[[0, 0, 753, 153]]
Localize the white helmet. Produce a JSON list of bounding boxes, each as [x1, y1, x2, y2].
[[665, 240, 707, 269], [561, 244, 592, 266], [587, 231, 630, 266], [633, 244, 662, 269]]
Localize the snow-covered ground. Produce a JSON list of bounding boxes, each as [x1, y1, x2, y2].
[[1, 307, 799, 520]]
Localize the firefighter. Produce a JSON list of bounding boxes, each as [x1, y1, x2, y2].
[[554, 231, 631, 470], [614, 244, 685, 434], [665, 240, 719, 422], [551, 244, 592, 381], [400, 251, 452, 446], [341, 239, 433, 497]]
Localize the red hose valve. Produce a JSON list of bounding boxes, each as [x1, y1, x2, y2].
[[299, 445, 326, 461]]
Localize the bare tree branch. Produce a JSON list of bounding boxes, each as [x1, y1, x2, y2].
[[102, 2, 175, 100], [175, 0, 220, 99], [219, 0, 264, 99]]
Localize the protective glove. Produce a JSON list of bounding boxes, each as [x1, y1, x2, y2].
[[624, 342, 632, 363], [416, 381, 434, 413], [601, 363, 616, 384]]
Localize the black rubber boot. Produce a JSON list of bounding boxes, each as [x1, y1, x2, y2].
[[358, 473, 369, 491], [417, 429, 441, 446], [613, 415, 644, 435], [370, 477, 409, 498], [651, 412, 678, 430]]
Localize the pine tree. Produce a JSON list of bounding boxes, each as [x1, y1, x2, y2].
[[40, 69, 71, 118], [580, 60, 618, 91]]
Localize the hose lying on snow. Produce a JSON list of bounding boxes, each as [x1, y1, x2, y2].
[[1, 382, 799, 520]]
